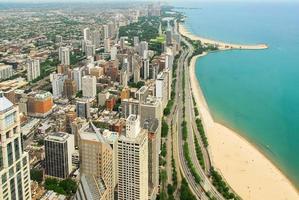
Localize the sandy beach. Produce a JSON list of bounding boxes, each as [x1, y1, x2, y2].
[[179, 24, 268, 50], [188, 54, 299, 199]]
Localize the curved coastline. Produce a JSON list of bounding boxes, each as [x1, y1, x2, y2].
[[180, 24, 268, 50], [183, 26, 299, 199]]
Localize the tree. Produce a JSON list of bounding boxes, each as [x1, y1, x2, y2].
[[161, 119, 169, 137], [30, 169, 43, 184]]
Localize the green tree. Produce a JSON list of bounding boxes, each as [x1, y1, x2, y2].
[[30, 169, 43, 184]]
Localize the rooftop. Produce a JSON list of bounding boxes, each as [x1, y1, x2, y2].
[[0, 91, 14, 113]]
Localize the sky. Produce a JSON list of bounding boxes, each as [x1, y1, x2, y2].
[[1, 0, 299, 2]]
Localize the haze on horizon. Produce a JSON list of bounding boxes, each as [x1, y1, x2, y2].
[[0, 0, 299, 3]]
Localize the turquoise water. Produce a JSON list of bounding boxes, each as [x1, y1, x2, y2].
[[176, 2, 299, 188]]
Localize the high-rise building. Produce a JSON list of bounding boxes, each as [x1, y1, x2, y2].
[[110, 46, 117, 61], [140, 96, 162, 125], [155, 72, 169, 108], [117, 115, 148, 200], [133, 36, 139, 47], [103, 25, 109, 39], [83, 28, 90, 41], [0, 64, 13, 80], [104, 38, 110, 53], [82, 75, 97, 98], [91, 30, 101, 48], [86, 44, 95, 58], [27, 91, 53, 118], [79, 122, 117, 200], [63, 79, 77, 99], [45, 132, 74, 179], [121, 98, 140, 118], [166, 29, 173, 46], [59, 47, 70, 66], [51, 73, 67, 98], [76, 99, 90, 119], [139, 41, 148, 58], [143, 118, 160, 200], [72, 67, 83, 91], [75, 174, 109, 200], [27, 59, 40, 81], [0, 92, 32, 200], [143, 59, 150, 80]]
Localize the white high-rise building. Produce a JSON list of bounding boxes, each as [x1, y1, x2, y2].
[[143, 59, 150, 80], [72, 67, 83, 91], [104, 38, 110, 53], [0, 92, 32, 200], [139, 41, 148, 57], [82, 75, 97, 98], [51, 73, 66, 98], [110, 46, 117, 61], [155, 72, 169, 108], [86, 44, 95, 58], [103, 25, 109, 39], [0, 64, 13, 80], [117, 115, 148, 200], [27, 59, 40, 81], [83, 28, 90, 41], [59, 47, 70, 66]]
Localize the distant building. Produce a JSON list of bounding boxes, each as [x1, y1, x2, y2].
[[51, 73, 67, 98], [0, 92, 32, 200], [82, 75, 97, 98], [0, 63, 13, 80], [27, 59, 40, 81], [86, 44, 95, 58], [104, 38, 110, 53], [139, 41, 148, 58], [63, 79, 77, 99], [117, 115, 148, 200], [76, 99, 90, 119], [155, 71, 169, 108], [59, 47, 70, 66], [27, 91, 53, 118], [72, 67, 83, 91], [45, 132, 75, 179], [83, 28, 90, 41]]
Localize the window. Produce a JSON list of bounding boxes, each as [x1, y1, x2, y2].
[[14, 138, 20, 160], [7, 142, 13, 166], [0, 147, 3, 170], [5, 112, 15, 128]]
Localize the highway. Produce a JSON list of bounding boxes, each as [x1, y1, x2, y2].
[[168, 24, 225, 199]]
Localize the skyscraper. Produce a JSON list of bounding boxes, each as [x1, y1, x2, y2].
[[117, 115, 148, 200], [83, 28, 90, 41], [82, 75, 97, 98], [59, 47, 70, 66], [63, 79, 77, 99], [76, 99, 90, 119], [45, 132, 74, 179], [0, 91, 32, 200], [51, 73, 67, 98], [27, 59, 40, 82], [79, 122, 117, 200], [72, 67, 83, 91]]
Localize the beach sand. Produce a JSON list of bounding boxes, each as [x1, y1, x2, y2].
[[180, 21, 298, 199], [189, 53, 299, 199], [179, 24, 268, 50]]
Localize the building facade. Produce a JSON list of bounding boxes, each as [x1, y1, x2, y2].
[[44, 132, 74, 179], [0, 92, 32, 200]]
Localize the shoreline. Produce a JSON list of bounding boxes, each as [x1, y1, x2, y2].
[[183, 29, 299, 199], [179, 23, 268, 50]]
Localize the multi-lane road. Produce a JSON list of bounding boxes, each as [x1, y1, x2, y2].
[[168, 29, 225, 199]]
